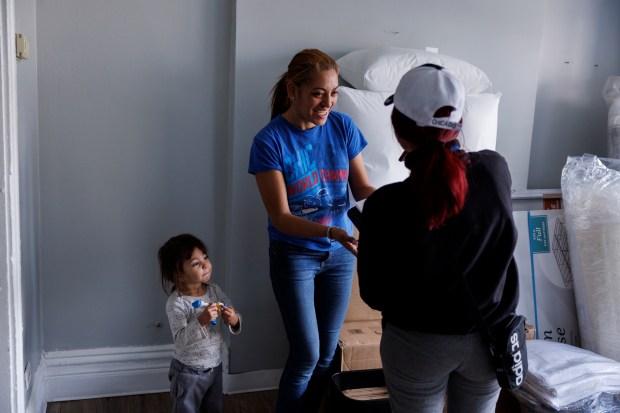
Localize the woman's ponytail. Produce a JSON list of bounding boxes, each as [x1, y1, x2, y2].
[[394, 109, 469, 230], [270, 73, 289, 120]]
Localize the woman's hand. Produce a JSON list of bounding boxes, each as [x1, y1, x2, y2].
[[330, 226, 358, 256]]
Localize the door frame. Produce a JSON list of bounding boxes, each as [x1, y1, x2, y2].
[[0, 0, 26, 411]]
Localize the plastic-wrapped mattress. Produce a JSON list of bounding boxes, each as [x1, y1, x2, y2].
[[561, 154, 620, 362], [604, 76, 620, 158]]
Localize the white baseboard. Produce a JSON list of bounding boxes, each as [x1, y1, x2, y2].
[[27, 345, 281, 412], [44, 345, 175, 402]]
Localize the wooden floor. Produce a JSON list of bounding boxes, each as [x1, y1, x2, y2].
[[46, 390, 278, 413], [46, 388, 520, 413]]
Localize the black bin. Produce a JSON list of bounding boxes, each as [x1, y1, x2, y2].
[[327, 368, 391, 413]]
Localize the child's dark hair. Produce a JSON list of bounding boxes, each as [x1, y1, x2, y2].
[[158, 233, 208, 295]]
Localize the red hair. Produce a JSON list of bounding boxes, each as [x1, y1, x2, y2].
[[392, 108, 469, 230]]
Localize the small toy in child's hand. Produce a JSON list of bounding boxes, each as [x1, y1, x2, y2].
[[191, 300, 224, 326]]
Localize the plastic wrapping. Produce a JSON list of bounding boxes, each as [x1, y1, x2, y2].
[[511, 340, 620, 412], [514, 389, 620, 412], [604, 76, 620, 158], [561, 154, 620, 362]]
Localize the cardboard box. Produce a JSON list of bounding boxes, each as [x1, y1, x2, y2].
[[514, 209, 580, 346], [339, 242, 383, 372], [342, 387, 389, 401], [345, 265, 381, 323], [338, 320, 383, 371]]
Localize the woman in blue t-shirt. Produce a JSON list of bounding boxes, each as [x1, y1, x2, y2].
[[248, 48, 375, 413]]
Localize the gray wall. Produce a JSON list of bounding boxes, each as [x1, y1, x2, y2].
[[13, 0, 619, 381], [528, 0, 620, 188], [15, 0, 41, 402], [37, 0, 233, 349]]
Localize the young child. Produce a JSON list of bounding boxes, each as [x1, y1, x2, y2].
[[158, 233, 241, 413]]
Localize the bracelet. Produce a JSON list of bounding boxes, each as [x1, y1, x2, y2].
[[326, 226, 334, 241]]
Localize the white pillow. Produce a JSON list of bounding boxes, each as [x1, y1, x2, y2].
[[334, 87, 409, 189], [334, 86, 500, 188], [460, 92, 501, 152], [337, 47, 492, 94]]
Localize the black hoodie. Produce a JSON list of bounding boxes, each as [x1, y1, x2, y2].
[[357, 150, 519, 334]]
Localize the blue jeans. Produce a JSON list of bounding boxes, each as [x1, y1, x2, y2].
[[269, 239, 355, 413]]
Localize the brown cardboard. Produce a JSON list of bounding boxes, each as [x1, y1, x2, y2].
[[345, 228, 381, 322], [342, 386, 389, 401], [339, 227, 383, 371], [338, 320, 383, 371], [525, 322, 536, 340], [344, 267, 382, 322]]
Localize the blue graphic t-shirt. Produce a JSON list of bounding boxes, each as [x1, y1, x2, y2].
[[248, 111, 367, 251]]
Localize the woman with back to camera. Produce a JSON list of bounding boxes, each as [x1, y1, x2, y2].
[[248, 49, 375, 412], [357, 64, 519, 413]]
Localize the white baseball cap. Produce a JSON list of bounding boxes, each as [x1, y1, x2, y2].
[[384, 64, 465, 131]]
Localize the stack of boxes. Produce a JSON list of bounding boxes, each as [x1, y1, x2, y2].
[[331, 262, 389, 409], [337, 266, 383, 372]]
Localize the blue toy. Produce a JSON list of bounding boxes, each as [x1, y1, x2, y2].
[[191, 300, 225, 326]]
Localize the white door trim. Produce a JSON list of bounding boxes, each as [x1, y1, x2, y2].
[[0, 0, 25, 412]]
